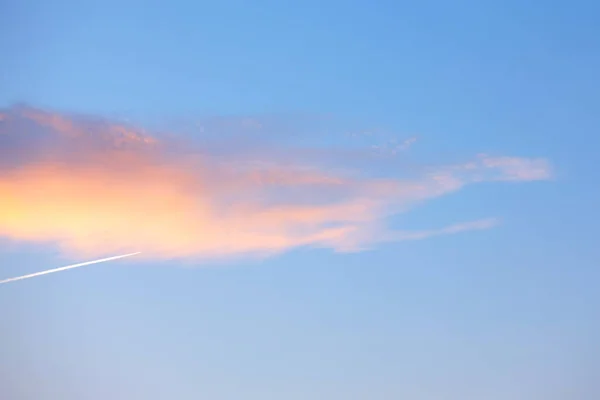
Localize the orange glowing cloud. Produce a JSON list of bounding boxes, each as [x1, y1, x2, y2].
[[0, 106, 552, 261]]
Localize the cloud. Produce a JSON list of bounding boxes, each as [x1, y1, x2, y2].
[[0, 106, 552, 261], [477, 154, 553, 181], [371, 136, 418, 156], [390, 218, 501, 241], [399, 136, 418, 151]]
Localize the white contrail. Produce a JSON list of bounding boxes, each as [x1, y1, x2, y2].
[[0, 252, 141, 285]]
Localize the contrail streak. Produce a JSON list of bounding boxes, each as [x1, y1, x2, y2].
[[0, 252, 141, 285]]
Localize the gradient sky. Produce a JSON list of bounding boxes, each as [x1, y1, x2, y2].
[[1, 1, 599, 399]]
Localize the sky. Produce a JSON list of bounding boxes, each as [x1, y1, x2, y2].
[[1, 0, 599, 399]]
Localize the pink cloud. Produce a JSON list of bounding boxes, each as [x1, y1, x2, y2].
[[0, 106, 552, 261], [477, 154, 553, 181]]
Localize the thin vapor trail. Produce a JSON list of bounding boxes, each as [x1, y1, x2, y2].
[[0, 252, 141, 285]]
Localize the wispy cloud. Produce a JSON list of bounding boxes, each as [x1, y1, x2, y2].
[[371, 136, 418, 156], [0, 106, 552, 261], [390, 218, 501, 241], [477, 154, 553, 181]]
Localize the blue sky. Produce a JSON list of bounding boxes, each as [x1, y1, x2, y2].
[[1, 1, 599, 399]]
